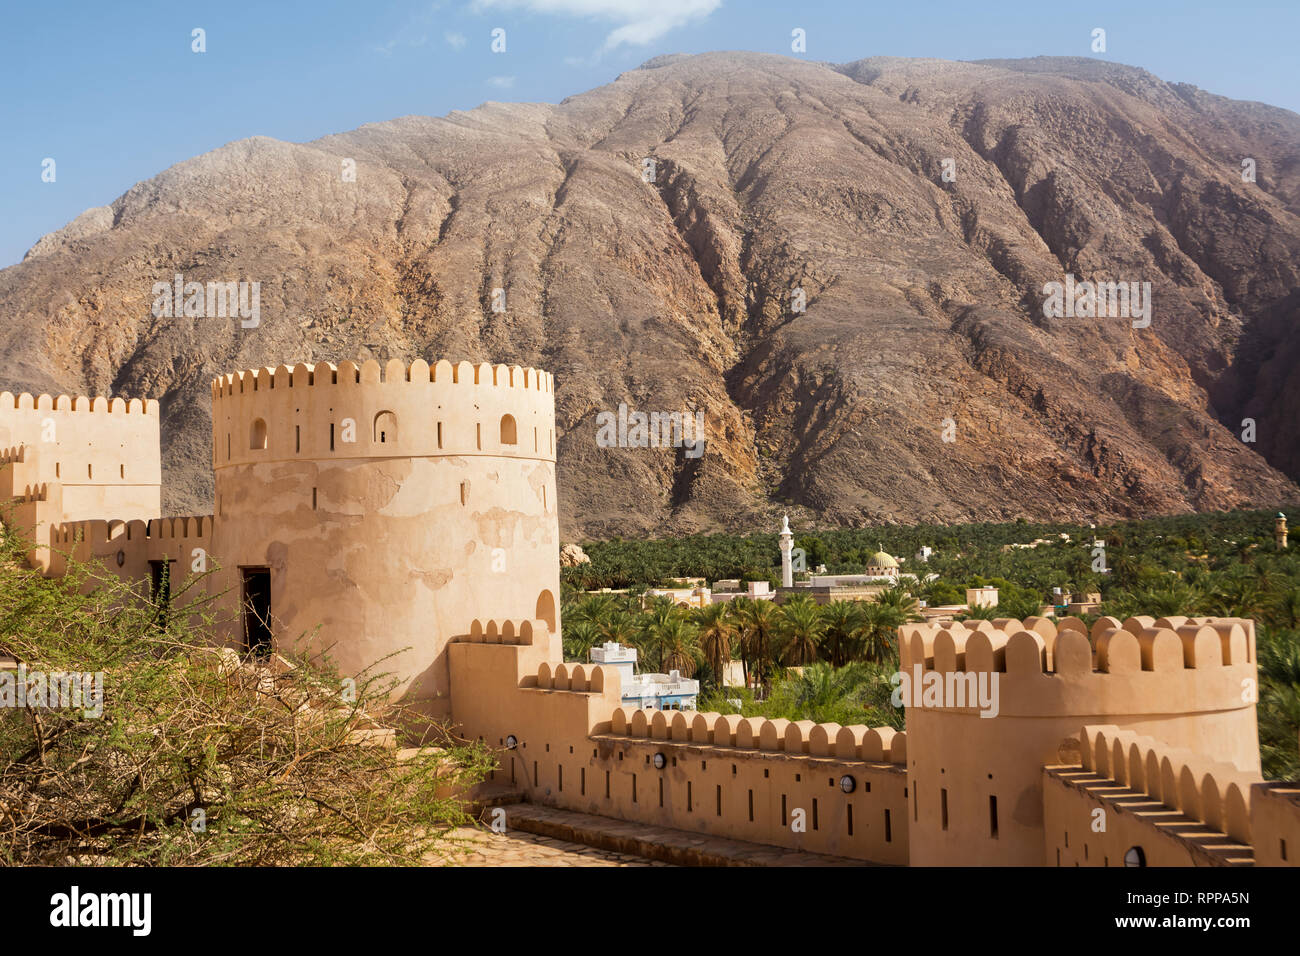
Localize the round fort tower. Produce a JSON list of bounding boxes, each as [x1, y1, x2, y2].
[[898, 614, 1259, 865], [209, 358, 559, 719]]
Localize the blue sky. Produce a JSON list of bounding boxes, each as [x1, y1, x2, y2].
[[2, 0, 1297, 269]]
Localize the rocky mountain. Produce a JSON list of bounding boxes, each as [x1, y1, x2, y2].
[[3, 52, 1299, 537]]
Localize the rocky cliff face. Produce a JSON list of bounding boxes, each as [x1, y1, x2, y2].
[[2, 53, 1298, 537]]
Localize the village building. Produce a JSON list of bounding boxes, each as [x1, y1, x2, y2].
[[588, 642, 700, 711]]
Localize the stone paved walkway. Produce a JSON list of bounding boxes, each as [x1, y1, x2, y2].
[[424, 797, 874, 867], [502, 803, 870, 867], [428, 825, 668, 866]]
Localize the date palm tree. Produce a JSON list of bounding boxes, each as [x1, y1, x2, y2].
[[874, 585, 921, 618], [957, 603, 999, 621], [779, 595, 826, 667], [1208, 576, 1265, 620], [636, 596, 681, 669], [1264, 586, 1300, 631], [648, 616, 702, 677], [569, 591, 620, 628], [857, 603, 891, 663], [562, 620, 601, 662], [600, 609, 639, 647], [773, 661, 873, 724], [820, 600, 865, 667], [736, 597, 781, 693], [864, 587, 922, 662], [695, 602, 738, 689]]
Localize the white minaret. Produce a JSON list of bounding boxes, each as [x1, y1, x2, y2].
[[779, 513, 794, 588]]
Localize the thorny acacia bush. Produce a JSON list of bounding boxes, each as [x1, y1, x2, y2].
[[0, 518, 494, 865]]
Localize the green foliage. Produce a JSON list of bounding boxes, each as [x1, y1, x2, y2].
[[1258, 628, 1300, 780], [699, 661, 903, 729], [0, 517, 492, 865]]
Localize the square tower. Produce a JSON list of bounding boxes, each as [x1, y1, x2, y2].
[[0, 392, 162, 540]]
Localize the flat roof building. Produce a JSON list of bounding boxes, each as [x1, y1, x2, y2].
[[589, 642, 699, 711]]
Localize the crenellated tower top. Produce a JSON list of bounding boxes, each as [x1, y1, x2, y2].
[[897, 614, 1256, 719], [210, 358, 556, 469], [0, 392, 160, 417]]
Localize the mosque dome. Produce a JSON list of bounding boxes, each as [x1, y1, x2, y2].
[[867, 550, 899, 569]]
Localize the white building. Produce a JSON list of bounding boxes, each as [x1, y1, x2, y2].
[[589, 641, 637, 688], [710, 580, 775, 603], [589, 642, 700, 711]]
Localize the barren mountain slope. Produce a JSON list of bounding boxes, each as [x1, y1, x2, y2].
[[2, 52, 1298, 536]]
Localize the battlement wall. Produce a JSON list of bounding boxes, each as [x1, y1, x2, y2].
[[585, 724, 909, 863], [0, 391, 160, 418], [10, 480, 51, 503], [210, 358, 555, 469], [0, 445, 38, 496], [0, 393, 160, 480], [4, 481, 63, 572], [455, 618, 564, 672], [1077, 724, 1259, 843], [44, 517, 139, 580], [449, 623, 909, 864], [609, 708, 907, 764], [44, 515, 215, 581], [535, 661, 614, 694], [1043, 724, 1271, 867]]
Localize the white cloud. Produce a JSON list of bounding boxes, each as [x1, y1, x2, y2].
[[370, 3, 443, 55], [445, 31, 468, 49], [486, 75, 517, 88], [471, 0, 720, 51]]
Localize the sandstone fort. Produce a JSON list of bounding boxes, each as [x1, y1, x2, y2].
[[2, 357, 1297, 867]]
